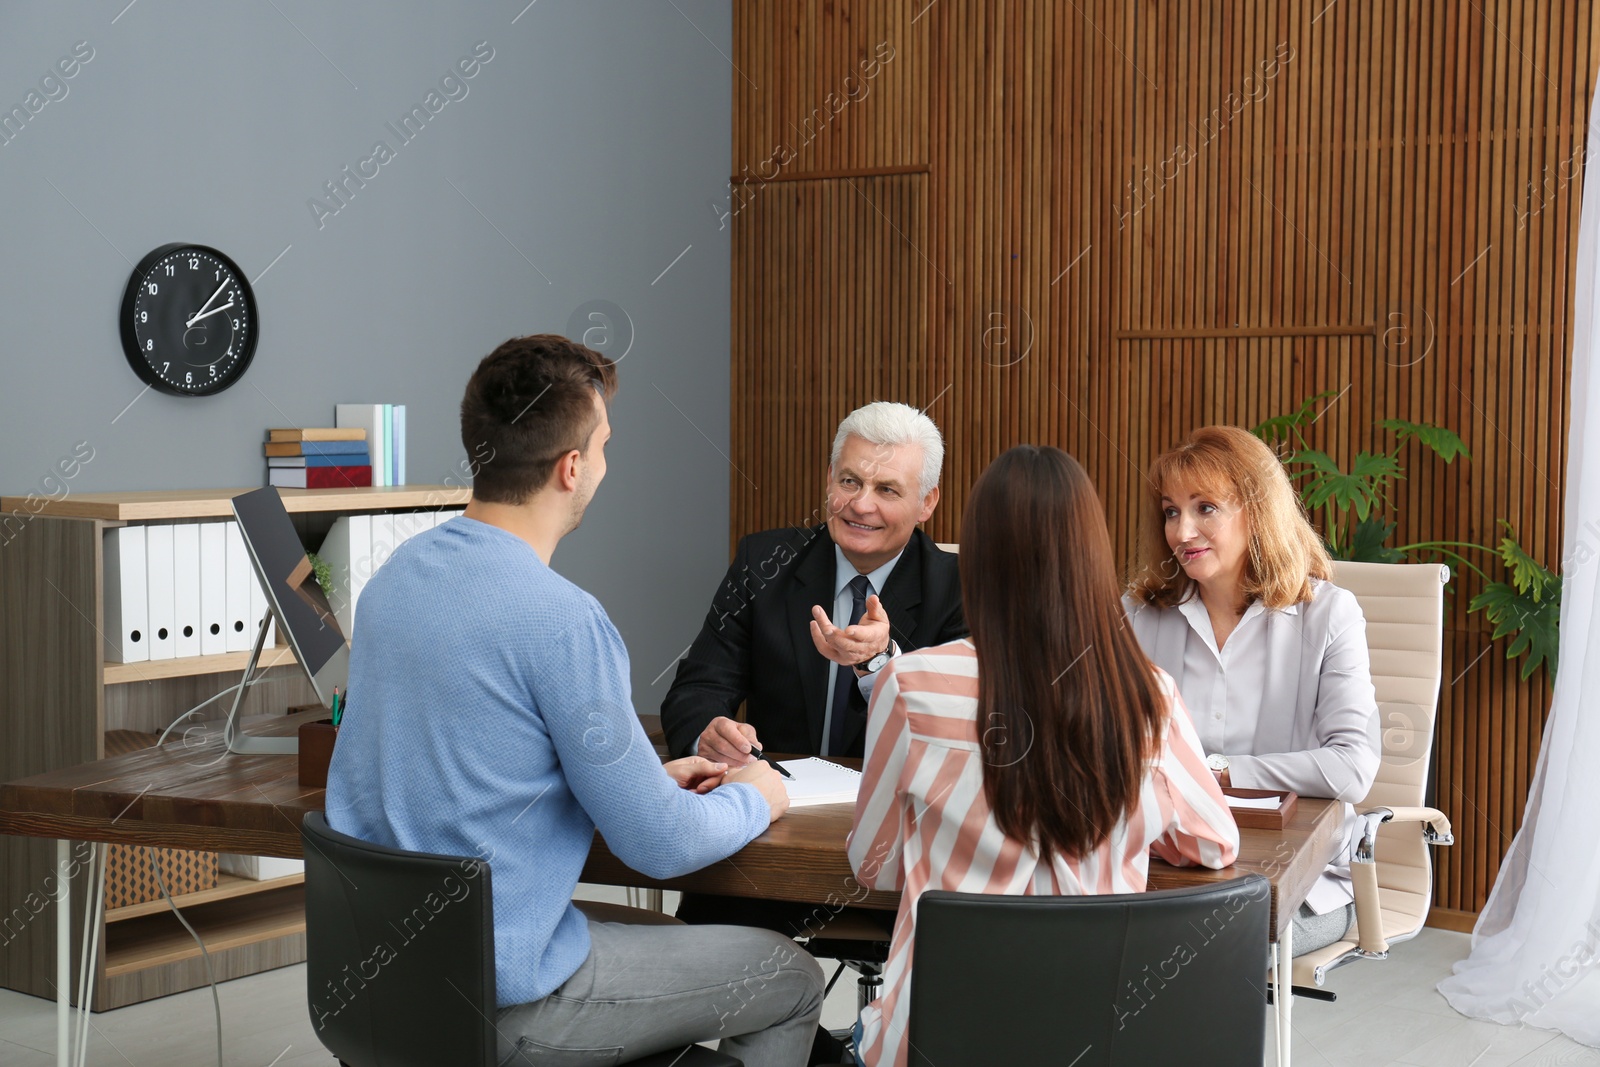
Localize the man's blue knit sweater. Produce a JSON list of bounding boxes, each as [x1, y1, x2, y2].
[[326, 517, 769, 1007]]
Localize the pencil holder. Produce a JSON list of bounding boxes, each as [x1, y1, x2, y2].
[[298, 719, 339, 788]]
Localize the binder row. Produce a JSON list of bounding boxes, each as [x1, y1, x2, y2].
[[103, 509, 465, 666], [317, 508, 464, 639], [104, 522, 277, 665]]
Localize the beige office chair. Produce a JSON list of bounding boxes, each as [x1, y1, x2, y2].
[[1291, 560, 1456, 989]]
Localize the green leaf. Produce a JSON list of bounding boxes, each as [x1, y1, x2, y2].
[[1345, 516, 1406, 563], [1294, 451, 1402, 520], [1470, 580, 1560, 681], [1251, 390, 1341, 447], [1378, 419, 1471, 463], [1494, 521, 1558, 602]]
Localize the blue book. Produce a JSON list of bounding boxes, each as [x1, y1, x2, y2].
[[267, 452, 370, 468], [301, 440, 369, 457]]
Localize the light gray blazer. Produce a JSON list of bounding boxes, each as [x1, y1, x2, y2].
[[1123, 580, 1380, 804]]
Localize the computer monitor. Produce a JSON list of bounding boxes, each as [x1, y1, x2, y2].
[[224, 487, 351, 754]]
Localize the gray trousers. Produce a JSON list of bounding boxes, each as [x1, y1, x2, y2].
[[496, 919, 826, 1067], [1292, 901, 1357, 956]]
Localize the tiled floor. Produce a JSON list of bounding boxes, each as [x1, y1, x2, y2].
[[3, 888, 1597, 1067]]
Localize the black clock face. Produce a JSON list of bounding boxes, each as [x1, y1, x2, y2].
[[120, 244, 257, 396]]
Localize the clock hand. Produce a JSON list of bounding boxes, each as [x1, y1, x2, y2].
[[186, 280, 230, 328], [185, 301, 235, 327]]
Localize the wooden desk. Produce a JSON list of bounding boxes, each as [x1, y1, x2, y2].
[[1, 719, 1340, 939], [581, 794, 1341, 940], [2, 719, 1338, 1067]]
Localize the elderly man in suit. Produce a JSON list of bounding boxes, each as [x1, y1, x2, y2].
[[661, 401, 965, 1064], [661, 401, 965, 764]]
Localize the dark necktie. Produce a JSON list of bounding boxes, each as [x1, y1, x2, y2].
[[826, 575, 872, 756]]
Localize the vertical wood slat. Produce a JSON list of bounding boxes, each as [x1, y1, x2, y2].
[[730, 0, 1596, 923]]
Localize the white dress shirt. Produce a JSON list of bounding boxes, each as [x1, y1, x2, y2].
[[1176, 596, 1269, 758], [819, 545, 902, 754], [1127, 580, 1381, 914]]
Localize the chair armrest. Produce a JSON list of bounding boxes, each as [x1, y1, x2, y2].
[[1347, 805, 1454, 957], [1360, 805, 1455, 845], [1350, 857, 1388, 955]]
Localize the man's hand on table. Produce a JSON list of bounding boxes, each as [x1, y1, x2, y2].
[[697, 715, 760, 767], [725, 759, 790, 823]]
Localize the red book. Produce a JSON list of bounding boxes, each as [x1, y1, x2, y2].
[[266, 465, 373, 489]]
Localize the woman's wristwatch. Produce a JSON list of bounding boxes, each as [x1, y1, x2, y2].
[[1206, 753, 1231, 774]]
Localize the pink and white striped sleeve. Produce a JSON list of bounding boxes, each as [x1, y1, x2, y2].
[[1149, 678, 1241, 869], [848, 658, 911, 892]]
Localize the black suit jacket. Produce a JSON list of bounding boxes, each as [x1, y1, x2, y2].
[[660, 525, 966, 759]]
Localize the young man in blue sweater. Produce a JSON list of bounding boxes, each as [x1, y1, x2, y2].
[[325, 334, 824, 1065]]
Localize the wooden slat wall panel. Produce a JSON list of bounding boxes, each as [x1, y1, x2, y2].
[[730, 1, 1598, 921]]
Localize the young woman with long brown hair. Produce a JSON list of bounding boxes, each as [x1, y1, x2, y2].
[[847, 445, 1238, 1067]]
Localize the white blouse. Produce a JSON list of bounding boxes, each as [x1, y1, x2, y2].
[[1176, 595, 1269, 757]]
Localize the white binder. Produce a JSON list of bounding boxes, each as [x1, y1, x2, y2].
[[247, 554, 276, 650], [103, 526, 149, 664], [317, 513, 371, 639], [199, 522, 228, 656], [172, 524, 202, 658], [223, 521, 253, 652], [145, 525, 176, 661], [370, 513, 397, 575]]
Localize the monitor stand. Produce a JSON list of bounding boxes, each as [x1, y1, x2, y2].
[[224, 611, 301, 755]]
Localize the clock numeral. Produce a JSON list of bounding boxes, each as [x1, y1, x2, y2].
[[189, 257, 199, 269], [162, 362, 169, 373], [139, 311, 147, 323], [185, 372, 193, 384], [209, 365, 216, 377], [164, 264, 175, 277], [232, 319, 239, 329], [147, 282, 158, 295], [145, 339, 153, 352]]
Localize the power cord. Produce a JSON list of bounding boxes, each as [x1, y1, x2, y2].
[[149, 847, 224, 1067], [154, 675, 272, 748]]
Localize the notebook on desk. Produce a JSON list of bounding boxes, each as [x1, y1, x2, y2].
[[778, 757, 863, 807]]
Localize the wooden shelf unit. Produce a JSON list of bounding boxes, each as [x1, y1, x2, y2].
[[104, 872, 305, 923], [0, 485, 468, 1010]]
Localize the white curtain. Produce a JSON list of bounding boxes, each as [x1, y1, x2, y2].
[[1436, 86, 1600, 1045]]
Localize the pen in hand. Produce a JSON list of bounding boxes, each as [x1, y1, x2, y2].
[[748, 745, 794, 779]]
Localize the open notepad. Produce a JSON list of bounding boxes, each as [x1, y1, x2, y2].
[[1225, 794, 1284, 811], [777, 757, 863, 807]]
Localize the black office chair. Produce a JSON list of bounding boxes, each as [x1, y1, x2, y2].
[[907, 876, 1271, 1067], [301, 813, 741, 1067]]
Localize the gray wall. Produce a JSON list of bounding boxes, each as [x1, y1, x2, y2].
[[0, 1, 733, 704]]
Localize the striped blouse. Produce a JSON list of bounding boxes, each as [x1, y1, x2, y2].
[[846, 638, 1241, 1067]]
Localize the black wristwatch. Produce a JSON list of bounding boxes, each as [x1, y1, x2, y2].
[[855, 642, 895, 675]]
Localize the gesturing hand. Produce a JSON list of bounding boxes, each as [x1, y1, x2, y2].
[[697, 716, 760, 767], [809, 594, 891, 666]]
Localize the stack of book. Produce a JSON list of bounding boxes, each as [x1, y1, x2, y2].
[[265, 428, 372, 489]]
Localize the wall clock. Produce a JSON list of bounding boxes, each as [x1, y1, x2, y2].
[[120, 244, 257, 396]]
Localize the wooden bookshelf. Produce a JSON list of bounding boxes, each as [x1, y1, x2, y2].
[[103, 645, 300, 685], [104, 872, 305, 923], [0, 485, 470, 522], [0, 486, 462, 1009], [103, 884, 306, 977]]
